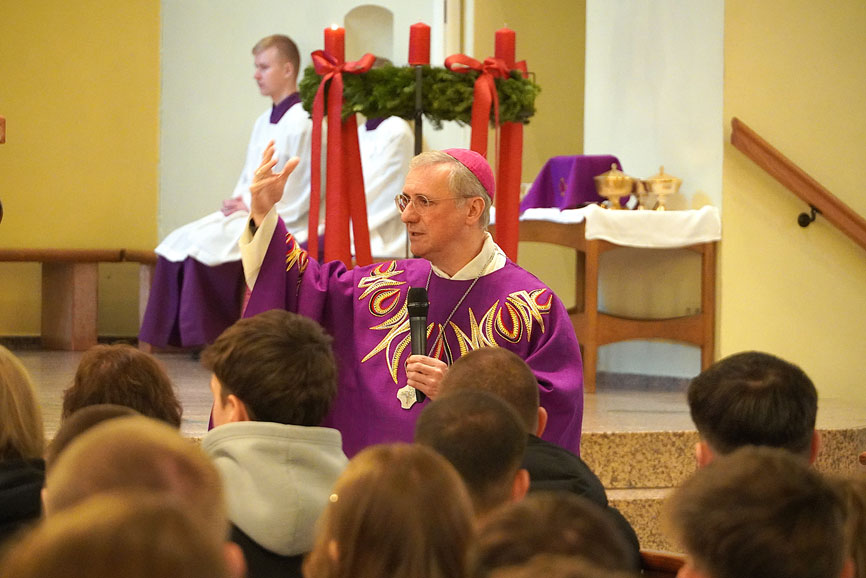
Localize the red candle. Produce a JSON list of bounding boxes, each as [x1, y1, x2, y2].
[[408, 22, 431, 66], [495, 27, 516, 68], [324, 25, 345, 62]]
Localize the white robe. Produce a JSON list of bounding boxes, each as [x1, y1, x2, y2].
[[156, 103, 312, 266], [357, 117, 414, 259]]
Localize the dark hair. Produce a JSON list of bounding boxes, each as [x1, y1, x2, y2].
[[45, 404, 140, 471], [486, 554, 639, 578], [62, 344, 182, 428], [440, 348, 540, 432], [470, 492, 638, 578], [687, 351, 817, 455], [665, 446, 847, 578], [201, 310, 337, 425], [414, 389, 527, 515]]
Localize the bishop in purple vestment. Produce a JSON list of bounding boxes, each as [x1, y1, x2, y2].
[[242, 145, 584, 457]]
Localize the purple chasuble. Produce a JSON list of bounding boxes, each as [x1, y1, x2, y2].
[[244, 220, 585, 458]]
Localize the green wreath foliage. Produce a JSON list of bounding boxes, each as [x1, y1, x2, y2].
[[299, 64, 540, 128]]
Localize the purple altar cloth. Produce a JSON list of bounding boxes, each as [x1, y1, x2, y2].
[[244, 220, 585, 458], [139, 257, 243, 348], [520, 155, 622, 211]]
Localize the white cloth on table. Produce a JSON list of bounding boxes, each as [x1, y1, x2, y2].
[[514, 204, 721, 248], [156, 103, 313, 265]]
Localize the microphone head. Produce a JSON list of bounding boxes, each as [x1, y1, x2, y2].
[[407, 287, 429, 316]]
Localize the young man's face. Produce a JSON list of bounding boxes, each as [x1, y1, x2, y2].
[[253, 46, 292, 101]]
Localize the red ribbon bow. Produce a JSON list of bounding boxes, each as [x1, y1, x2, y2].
[[308, 51, 377, 267], [444, 54, 510, 158]]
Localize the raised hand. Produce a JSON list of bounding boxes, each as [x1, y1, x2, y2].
[[249, 140, 300, 226]]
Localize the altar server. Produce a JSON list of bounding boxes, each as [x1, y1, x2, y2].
[[140, 34, 312, 349]]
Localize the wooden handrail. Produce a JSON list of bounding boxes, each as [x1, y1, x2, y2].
[[730, 117, 866, 252]]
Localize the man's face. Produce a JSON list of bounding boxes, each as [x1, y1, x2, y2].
[[400, 163, 472, 268], [253, 46, 291, 100]]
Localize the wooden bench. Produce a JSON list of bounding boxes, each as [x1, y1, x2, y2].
[[640, 549, 686, 577], [0, 248, 157, 350]]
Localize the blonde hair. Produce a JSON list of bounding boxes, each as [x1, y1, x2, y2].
[[0, 492, 231, 578], [252, 34, 300, 74], [45, 416, 228, 543], [304, 443, 474, 578], [0, 345, 44, 461]]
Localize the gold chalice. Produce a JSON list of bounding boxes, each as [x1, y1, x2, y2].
[[643, 166, 682, 211], [594, 163, 634, 210]]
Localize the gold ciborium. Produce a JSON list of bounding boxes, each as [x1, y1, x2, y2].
[[642, 166, 682, 211], [594, 163, 634, 210]]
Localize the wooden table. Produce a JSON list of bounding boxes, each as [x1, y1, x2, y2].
[[494, 217, 717, 392]]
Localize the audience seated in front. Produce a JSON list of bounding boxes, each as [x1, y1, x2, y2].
[[62, 343, 183, 427], [201, 309, 348, 578], [828, 474, 866, 578], [44, 404, 139, 471], [0, 345, 45, 548], [303, 443, 474, 578], [42, 415, 245, 577], [687, 350, 820, 465], [664, 445, 853, 578], [469, 492, 640, 578], [0, 492, 235, 578], [439, 347, 640, 558], [414, 388, 529, 521]]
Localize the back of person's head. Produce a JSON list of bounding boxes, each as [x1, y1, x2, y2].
[[828, 474, 866, 578], [0, 345, 44, 461], [687, 350, 818, 461], [201, 310, 337, 425], [304, 443, 474, 578], [487, 554, 639, 578], [62, 343, 182, 427], [665, 445, 850, 578], [440, 348, 541, 433], [44, 416, 228, 543], [470, 492, 639, 578], [252, 34, 300, 74], [45, 404, 140, 471], [0, 492, 234, 578], [415, 389, 528, 517]]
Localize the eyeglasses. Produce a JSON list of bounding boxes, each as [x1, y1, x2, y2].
[[394, 193, 469, 213]]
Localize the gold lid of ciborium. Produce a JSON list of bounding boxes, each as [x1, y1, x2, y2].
[[594, 163, 634, 209], [643, 166, 682, 195]]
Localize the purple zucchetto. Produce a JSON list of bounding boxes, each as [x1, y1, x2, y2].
[[442, 148, 495, 199]]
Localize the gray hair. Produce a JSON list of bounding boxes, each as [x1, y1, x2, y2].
[[409, 151, 492, 228]]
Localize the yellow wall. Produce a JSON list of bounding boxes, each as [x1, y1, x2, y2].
[[473, 0, 585, 183], [722, 0, 866, 397], [0, 1, 160, 336]]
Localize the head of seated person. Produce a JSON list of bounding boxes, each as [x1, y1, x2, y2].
[[469, 492, 639, 578], [687, 350, 819, 466], [485, 553, 639, 578], [0, 345, 44, 463], [827, 474, 866, 578], [44, 404, 140, 471], [664, 445, 852, 578], [303, 443, 474, 578], [201, 309, 337, 426], [414, 388, 529, 520], [0, 492, 239, 578], [62, 344, 182, 428], [439, 347, 544, 436]]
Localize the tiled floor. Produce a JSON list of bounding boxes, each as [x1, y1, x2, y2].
[[16, 350, 866, 442]]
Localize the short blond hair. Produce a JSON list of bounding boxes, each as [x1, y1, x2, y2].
[[0, 345, 44, 461], [253, 34, 300, 75], [45, 416, 228, 543], [0, 492, 231, 578]]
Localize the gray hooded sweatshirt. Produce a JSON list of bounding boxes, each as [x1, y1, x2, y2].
[[202, 421, 348, 556]]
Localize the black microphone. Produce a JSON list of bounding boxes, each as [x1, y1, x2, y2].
[[407, 287, 429, 403]]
